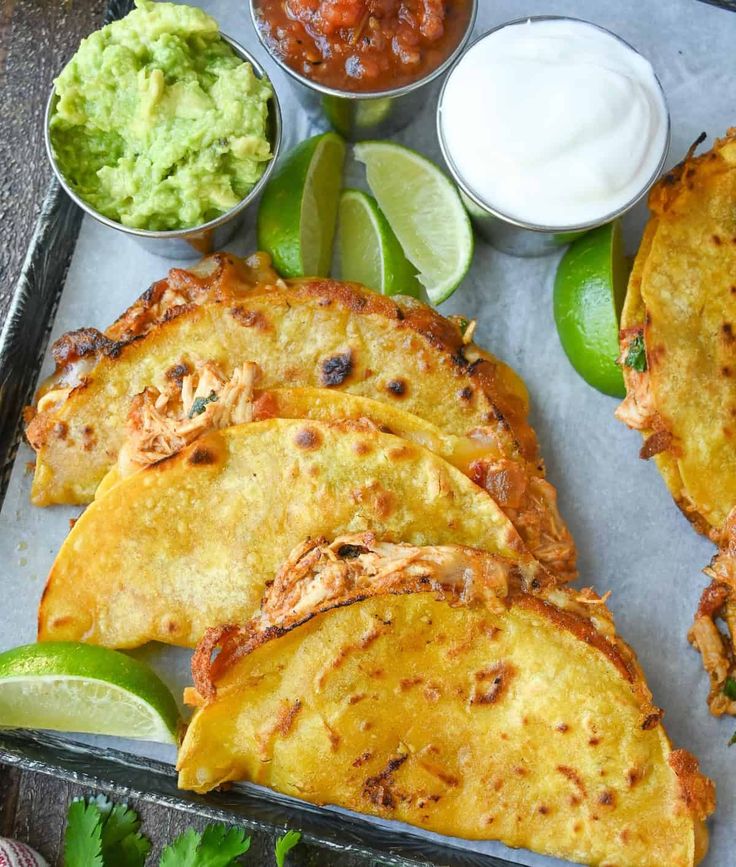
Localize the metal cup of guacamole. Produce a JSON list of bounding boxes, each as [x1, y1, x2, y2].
[[45, 12, 282, 260], [249, 0, 477, 141], [437, 17, 670, 257]]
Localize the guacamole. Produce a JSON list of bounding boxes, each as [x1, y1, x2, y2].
[[50, 1, 273, 231]]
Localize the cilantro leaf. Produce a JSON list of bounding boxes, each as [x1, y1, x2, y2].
[[624, 333, 647, 372], [198, 825, 251, 865], [113, 834, 152, 867], [159, 824, 251, 867], [274, 830, 302, 866], [160, 828, 201, 867], [188, 391, 219, 418], [724, 676, 736, 700], [64, 799, 104, 867], [65, 797, 150, 867]]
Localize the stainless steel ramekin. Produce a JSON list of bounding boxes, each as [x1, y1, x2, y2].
[[437, 16, 671, 257], [45, 34, 282, 260], [249, 0, 477, 141]]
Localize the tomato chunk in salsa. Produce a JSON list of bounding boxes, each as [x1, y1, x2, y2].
[[254, 0, 473, 93]]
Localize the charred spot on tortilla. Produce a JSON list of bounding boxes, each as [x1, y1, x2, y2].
[[458, 386, 473, 401], [362, 754, 408, 810], [353, 439, 374, 456], [188, 446, 217, 465], [165, 361, 192, 386], [320, 351, 354, 387], [386, 378, 407, 397], [643, 709, 664, 729], [231, 307, 270, 330], [51, 327, 116, 366], [81, 426, 97, 452], [469, 661, 514, 705], [639, 429, 674, 460], [337, 543, 369, 559], [294, 427, 322, 450], [387, 444, 415, 462]]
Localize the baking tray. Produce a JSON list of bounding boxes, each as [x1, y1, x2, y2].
[[0, 1, 734, 865], [0, 1, 513, 863]]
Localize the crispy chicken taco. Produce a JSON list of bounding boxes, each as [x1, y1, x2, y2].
[[26, 253, 535, 507], [26, 252, 575, 579], [93, 360, 574, 579], [178, 535, 714, 867], [38, 419, 550, 649], [616, 130, 736, 715], [616, 129, 736, 541]]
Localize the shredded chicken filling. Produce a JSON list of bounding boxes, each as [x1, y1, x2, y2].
[[189, 534, 616, 702], [118, 361, 260, 477], [615, 328, 656, 432], [690, 509, 736, 717], [471, 458, 577, 582]]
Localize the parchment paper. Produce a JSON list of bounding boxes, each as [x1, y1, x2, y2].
[[1, 1, 734, 864]]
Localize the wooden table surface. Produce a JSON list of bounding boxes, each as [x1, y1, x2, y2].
[[0, 0, 106, 317]]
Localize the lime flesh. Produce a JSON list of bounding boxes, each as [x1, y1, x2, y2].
[[354, 141, 473, 305], [553, 221, 628, 398], [337, 189, 419, 297], [0, 642, 180, 743], [257, 131, 346, 278]]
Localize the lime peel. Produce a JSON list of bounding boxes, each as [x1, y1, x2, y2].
[[337, 188, 419, 297], [553, 221, 628, 398], [257, 131, 346, 278], [354, 140, 473, 305], [0, 642, 180, 743]]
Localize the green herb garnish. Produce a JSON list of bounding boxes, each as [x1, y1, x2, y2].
[[729, 730, 736, 747], [274, 830, 302, 867], [160, 824, 251, 867], [188, 390, 219, 418], [724, 676, 736, 700], [64, 799, 104, 867], [64, 796, 150, 867], [624, 333, 647, 373], [63, 796, 302, 867]]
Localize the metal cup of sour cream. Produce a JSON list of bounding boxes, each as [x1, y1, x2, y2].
[[437, 17, 670, 257]]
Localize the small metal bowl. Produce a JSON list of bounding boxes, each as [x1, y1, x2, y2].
[[437, 16, 671, 257], [45, 33, 282, 260], [249, 0, 477, 141]]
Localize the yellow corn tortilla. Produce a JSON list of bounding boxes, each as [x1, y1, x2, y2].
[[178, 537, 714, 867], [618, 130, 736, 538], [95, 385, 575, 580], [26, 254, 536, 507], [38, 419, 545, 649]]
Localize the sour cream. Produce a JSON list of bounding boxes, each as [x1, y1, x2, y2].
[[438, 19, 669, 228]]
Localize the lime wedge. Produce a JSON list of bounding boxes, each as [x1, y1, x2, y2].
[[337, 189, 420, 297], [257, 131, 346, 277], [353, 141, 473, 305], [0, 642, 180, 743], [553, 221, 628, 398]]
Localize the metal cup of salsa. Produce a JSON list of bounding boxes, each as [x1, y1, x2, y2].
[[249, 0, 477, 141], [45, 34, 282, 261]]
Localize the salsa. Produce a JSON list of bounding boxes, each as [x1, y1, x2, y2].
[[254, 0, 473, 93]]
